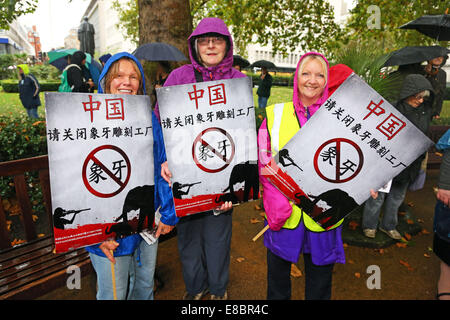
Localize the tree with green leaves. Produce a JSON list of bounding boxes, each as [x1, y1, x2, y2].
[[112, 0, 344, 57], [343, 0, 449, 52], [0, 0, 38, 30]]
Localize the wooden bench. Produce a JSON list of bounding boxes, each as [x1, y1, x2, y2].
[[427, 125, 450, 170], [0, 155, 92, 300]]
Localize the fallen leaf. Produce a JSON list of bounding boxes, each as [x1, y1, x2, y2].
[[424, 253, 431, 258], [343, 243, 348, 248], [348, 259, 355, 264], [259, 211, 266, 218], [32, 214, 38, 222], [236, 257, 245, 263], [354, 272, 361, 279], [254, 204, 262, 210], [404, 233, 412, 241], [421, 229, 430, 235], [348, 221, 359, 231], [398, 211, 407, 216], [399, 260, 414, 271], [290, 264, 302, 278], [250, 218, 262, 224], [396, 242, 408, 248], [417, 218, 424, 223], [406, 219, 415, 225], [407, 202, 414, 207], [436, 152, 443, 157], [37, 233, 45, 238]]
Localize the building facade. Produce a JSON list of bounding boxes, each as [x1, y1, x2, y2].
[[0, 20, 35, 55]]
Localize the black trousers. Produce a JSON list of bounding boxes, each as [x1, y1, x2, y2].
[[267, 249, 334, 300]]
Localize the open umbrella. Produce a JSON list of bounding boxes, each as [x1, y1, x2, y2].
[[48, 49, 102, 85], [132, 42, 187, 61], [249, 60, 276, 70], [233, 55, 250, 68], [383, 45, 450, 67], [399, 14, 450, 41], [48, 48, 78, 70]]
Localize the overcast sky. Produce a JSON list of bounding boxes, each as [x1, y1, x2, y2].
[[18, 0, 90, 52]]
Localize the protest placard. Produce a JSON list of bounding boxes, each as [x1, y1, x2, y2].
[[261, 73, 434, 229], [45, 93, 154, 252], [157, 77, 259, 217]]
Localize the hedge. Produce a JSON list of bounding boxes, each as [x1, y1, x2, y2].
[[0, 79, 60, 93]]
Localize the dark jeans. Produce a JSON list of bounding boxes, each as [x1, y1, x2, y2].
[[267, 249, 334, 300]]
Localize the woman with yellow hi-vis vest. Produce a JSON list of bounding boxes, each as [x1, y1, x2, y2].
[[258, 52, 356, 300]]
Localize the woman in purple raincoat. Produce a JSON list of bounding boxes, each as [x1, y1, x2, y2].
[[258, 52, 347, 300], [156, 17, 246, 300]]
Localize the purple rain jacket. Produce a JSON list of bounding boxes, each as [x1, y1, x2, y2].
[[258, 52, 346, 265], [154, 17, 247, 120]]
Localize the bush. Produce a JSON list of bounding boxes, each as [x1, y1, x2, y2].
[[445, 85, 450, 100], [0, 114, 48, 200], [0, 114, 47, 162], [0, 79, 60, 92]]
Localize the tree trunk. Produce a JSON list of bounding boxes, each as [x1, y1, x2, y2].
[[138, 0, 192, 105]]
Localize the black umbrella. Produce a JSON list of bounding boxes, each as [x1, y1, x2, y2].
[[233, 55, 250, 68], [399, 14, 450, 41], [383, 45, 450, 67], [132, 42, 188, 61], [249, 60, 276, 69]]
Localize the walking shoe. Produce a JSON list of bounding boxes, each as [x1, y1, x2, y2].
[[183, 289, 209, 300], [379, 227, 402, 240], [363, 228, 376, 239], [210, 291, 228, 300]]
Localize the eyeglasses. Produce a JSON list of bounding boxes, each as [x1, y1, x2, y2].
[[197, 36, 226, 46], [413, 93, 426, 100]]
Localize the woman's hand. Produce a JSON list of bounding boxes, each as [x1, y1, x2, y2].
[[370, 189, 378, 200], [437, 188, 450, 207], [214, 201, 233, 215], [161, 161, 172, 186], [155, 221, 174, 238], [99, 240, 119, 264]]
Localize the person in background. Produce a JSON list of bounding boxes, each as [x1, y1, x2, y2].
[[256, 66, 273, 108], [155, 17, 242, 300], [85, 52, 177, 300], [433, 132, 450, 300], [67, 51, 94, 93], [99, 53, 112, 68], [17, 64, 40, 119], [420, 55, 447, 119], [362, 74, 434, 240]]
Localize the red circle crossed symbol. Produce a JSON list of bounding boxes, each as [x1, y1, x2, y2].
[[192, 127, 235, 173], [313, 138, 363, 183], [82, 145, 131, 198]]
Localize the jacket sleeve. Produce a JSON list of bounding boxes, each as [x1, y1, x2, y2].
[[152, 111, 178, 226], [258, 119, 292, 231], [438, 149, 450, 190]]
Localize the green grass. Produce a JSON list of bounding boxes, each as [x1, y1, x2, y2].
[[0, 92, 46, 118]]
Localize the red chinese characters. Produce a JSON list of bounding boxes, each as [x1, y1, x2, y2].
[[105, 98, 125, 121], [363, 99, 406, 140], [82, 95, 126, 122], [188, 83, 227, 109]]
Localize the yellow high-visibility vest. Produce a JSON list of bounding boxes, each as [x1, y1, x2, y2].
[[265, 102, 343, 232]]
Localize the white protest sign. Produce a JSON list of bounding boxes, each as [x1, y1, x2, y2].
[[261, 73, 434, 229], [45, 92, 154, 252], [157, 77, 259, 217]]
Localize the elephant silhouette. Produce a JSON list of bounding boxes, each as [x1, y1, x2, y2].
[[295, 188, 358, 229], [220, 161, 259, 204], [114, 185, 155, 233], [105, 222, 133, 238]]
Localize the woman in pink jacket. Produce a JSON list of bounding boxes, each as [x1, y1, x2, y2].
[[258, 52, 352, 300]]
